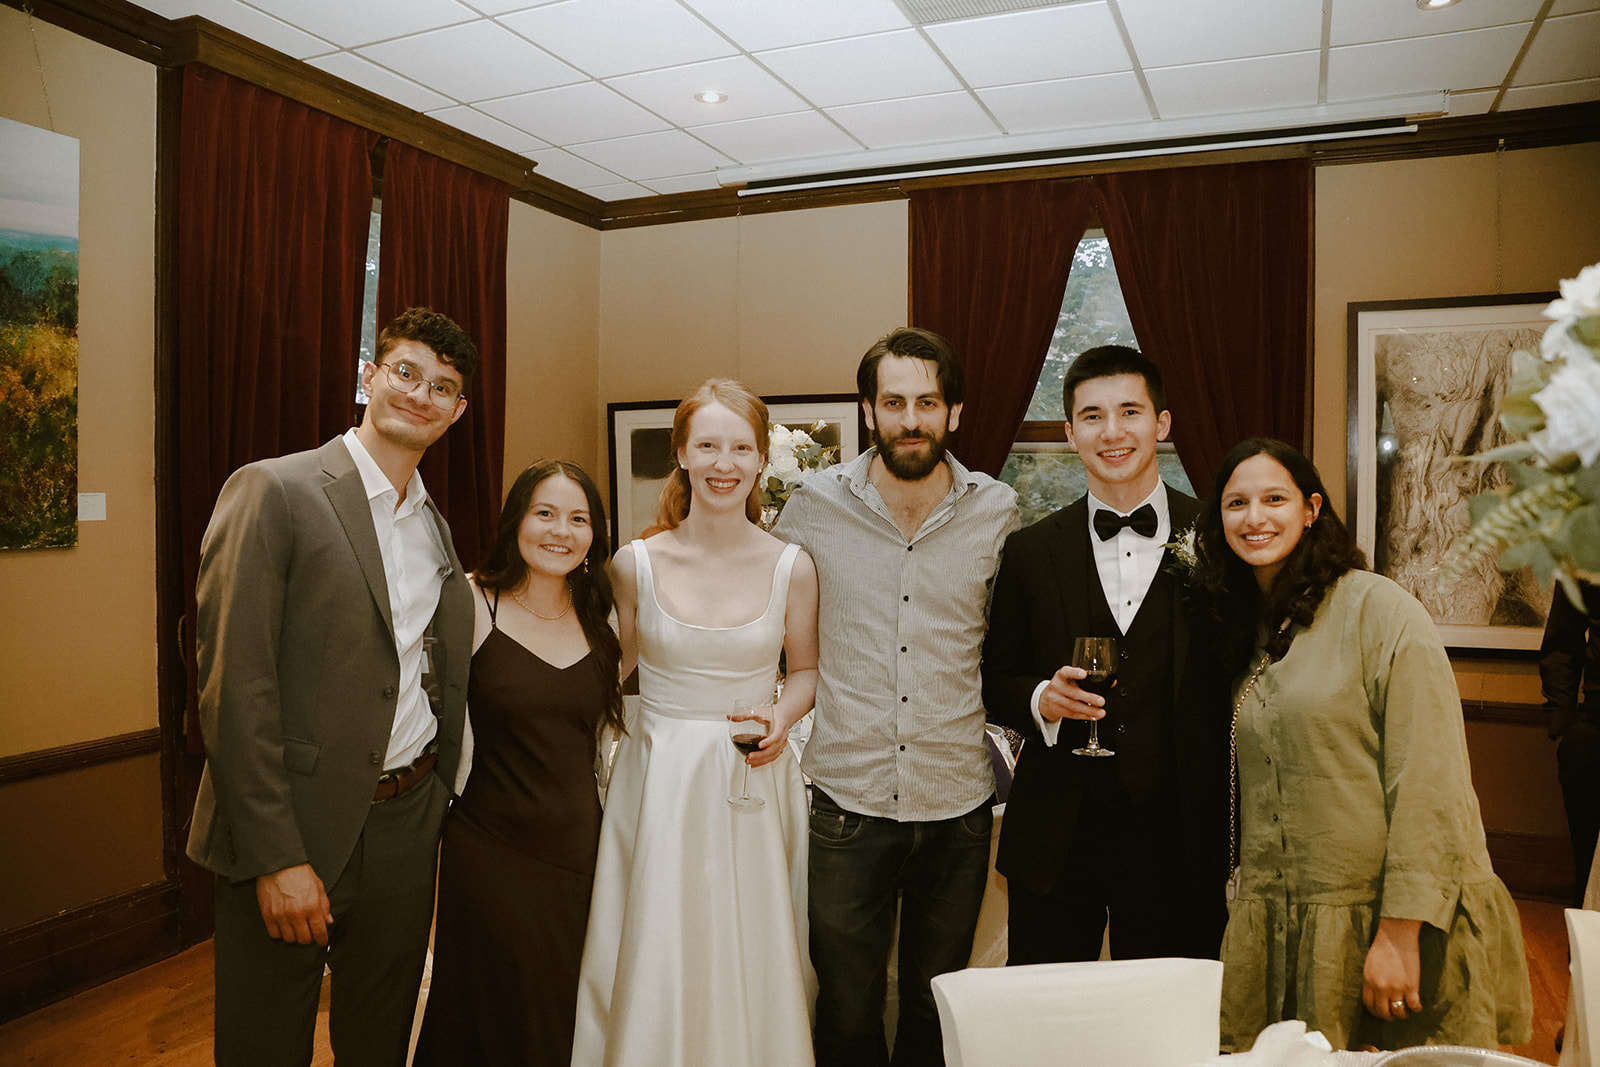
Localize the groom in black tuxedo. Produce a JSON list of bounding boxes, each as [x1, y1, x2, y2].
[[981, 345, 1229, 962]]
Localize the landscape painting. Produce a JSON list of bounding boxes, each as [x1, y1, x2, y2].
[[0, 115, 80, 550]]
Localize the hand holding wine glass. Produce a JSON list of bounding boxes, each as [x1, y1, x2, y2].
[[728, 699, 773, 810], [1070, 636, 1117, 758]]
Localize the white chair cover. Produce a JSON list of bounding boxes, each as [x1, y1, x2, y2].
[[1562, 907, 1600, 1067], [931, 956, 1223, 1067]]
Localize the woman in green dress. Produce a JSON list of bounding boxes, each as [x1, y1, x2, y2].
[[1192, 438, 1532, 1053]]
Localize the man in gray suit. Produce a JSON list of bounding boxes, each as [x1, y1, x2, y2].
[[187, 308, 478, 1067]]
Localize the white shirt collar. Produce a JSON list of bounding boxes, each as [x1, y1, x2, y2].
[[1086, 480, 1168, 523], [342, 427, 428, 511]]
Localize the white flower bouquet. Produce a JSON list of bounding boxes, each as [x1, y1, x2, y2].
[[760, 421, 839, 518], [1443, 262, 1600, 607]]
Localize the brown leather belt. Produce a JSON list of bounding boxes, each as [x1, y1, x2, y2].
[[373, 747, 438, 802]]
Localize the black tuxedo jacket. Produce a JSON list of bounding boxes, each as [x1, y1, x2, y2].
[[981, 490, 1229, 904]]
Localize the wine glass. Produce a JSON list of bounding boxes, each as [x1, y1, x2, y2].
[[1070, 636, 1117, 758], [728, 698, 773, 810]]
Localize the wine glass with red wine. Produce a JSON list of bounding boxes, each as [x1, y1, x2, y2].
[[728, 698, 773, 810], [1070, 636, 1117, 758]]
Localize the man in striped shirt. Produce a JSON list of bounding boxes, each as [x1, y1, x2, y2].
[[774, 327, 1019, 1066]]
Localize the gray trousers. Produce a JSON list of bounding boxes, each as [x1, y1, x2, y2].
[[212, 772, 448, 1067]]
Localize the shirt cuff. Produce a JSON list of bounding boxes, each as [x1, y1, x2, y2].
[[1030, 680, 1061, 747]]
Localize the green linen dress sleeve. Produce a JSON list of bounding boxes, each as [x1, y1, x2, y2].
[[1358, 575, 1481, 930]]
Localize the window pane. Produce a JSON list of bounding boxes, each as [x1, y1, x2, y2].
[[355, 203, 381, 405], [1024, 236, 1138, 422], [1001, 234, 1192, 526]]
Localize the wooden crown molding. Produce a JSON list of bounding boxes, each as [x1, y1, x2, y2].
[[9, 0, 1599, 231]]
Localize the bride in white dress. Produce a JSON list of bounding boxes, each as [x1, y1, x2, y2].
[[573, 379, 819, 1066]]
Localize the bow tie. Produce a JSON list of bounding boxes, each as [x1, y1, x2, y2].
[[1093, 504, 1158, 541]]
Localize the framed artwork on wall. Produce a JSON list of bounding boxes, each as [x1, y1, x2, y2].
[[1346, 293, 1557, 652], [607, 393, 863, 547]]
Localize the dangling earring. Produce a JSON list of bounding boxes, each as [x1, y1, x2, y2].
[[582, 557, 590, 573]]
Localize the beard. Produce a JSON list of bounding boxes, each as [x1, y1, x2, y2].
[[873, 422, 950, 481]]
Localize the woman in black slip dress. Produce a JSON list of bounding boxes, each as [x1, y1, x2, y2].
[[414, 460, 625, 1067]]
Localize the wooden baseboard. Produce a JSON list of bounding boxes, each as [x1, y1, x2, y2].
[[1487, 829, 1577, 904], [0, 881, 183, 1024]]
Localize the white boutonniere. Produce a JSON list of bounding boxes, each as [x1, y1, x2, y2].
[[1164, 522, 1201, 585]]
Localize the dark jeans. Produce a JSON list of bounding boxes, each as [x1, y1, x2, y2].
[[1559, 713, 1600, 904], [808, 788, 993, 1067]]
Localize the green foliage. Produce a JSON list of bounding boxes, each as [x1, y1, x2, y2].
[[0, 236, 80, 549], [1023, 238, 1139, 422]]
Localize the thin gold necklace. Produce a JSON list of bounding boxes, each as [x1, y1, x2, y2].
[[511, 585, 571, 621]]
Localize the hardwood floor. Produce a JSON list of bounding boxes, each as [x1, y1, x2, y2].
[[0, 899, 1575, 1065]]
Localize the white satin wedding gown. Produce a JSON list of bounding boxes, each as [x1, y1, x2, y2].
[[572, 539, 815, 1066]]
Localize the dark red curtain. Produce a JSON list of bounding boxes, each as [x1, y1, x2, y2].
[[177, 64, 378, 747], [1096, 160, 1312, 493], [909, 179, 1102, 475], [377, 142, 508, 570]]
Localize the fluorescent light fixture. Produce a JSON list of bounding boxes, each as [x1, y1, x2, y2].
[[719, 91, 1446, 194]]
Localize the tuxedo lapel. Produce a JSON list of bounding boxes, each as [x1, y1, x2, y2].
[[1047, 499, 1092, 645], [1167, 490, 1200, 703], [318, 439, 395, 641]]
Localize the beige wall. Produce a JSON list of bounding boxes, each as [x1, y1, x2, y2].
[[505, 200, 602, 479], [596, 201, 909, 485], [0, 8, 157, 757], [1313, 142, 1600, 709]]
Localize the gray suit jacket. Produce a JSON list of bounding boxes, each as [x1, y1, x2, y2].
[[186, 437, 473, 885]]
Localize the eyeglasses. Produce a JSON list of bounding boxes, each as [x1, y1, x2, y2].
[[377, 360, 464, 408]]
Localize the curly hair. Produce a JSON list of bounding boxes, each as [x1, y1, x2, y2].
[[377, 307, 480, 383], [647, 379, 769, 535], [475, 460, 626, 737], [1193, 438, 1368, 678]]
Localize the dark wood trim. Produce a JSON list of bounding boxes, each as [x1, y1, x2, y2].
[[0, 0, 175, 65], [1014, 421, 1069, 443], [1311, 100, 1600, 167], [0, 881, 182, 1024], [1462, 700, 1547, 729], [0, 729, 161, 786], [1485, 830, 1575, 905]]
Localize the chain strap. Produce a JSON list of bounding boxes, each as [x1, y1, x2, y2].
[[1227, 653, 1271, 900]]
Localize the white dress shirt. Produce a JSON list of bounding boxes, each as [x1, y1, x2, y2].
[[342, 428, 451, 770], [1032, 482, 1171, 745]]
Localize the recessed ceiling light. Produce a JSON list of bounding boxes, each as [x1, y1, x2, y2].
[[1416, 0, 1461, 9], [694, 90, 728, 105]]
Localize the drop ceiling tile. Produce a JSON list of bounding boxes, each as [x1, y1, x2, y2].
[[1330, 0, 1545, 46], [1146, 51, 1320, 119], [757, 30, 963, 107], [241, 0, 479, 49], [1118, 0, 1321, 67], [1552, 0, 1600, 13], [469, 0, 564, 13], [688, 110, 861, 164], [1443, 88, 1499, 117], [358, 20, 581, 101], [1326, 24, 1528, 100], [1501, 77, 1600, 110], [640, 172, 724, 195], [426, 105, 550, 152], [479, 81, 671, 143], [583, 182, 655, 200], [522, 147, 623, 188], [567, 129, 735, 180], [678, 0, 910, 52], [137, 0, 336, 57], [498, 0, 736, 78], [978, 72, 1152, 135], [926, 3, 1129, 88], [306, 52, 456, 111], [1514, 11, 1600, 86], [607, 56, 809, 125], [826, 92, 1001, 150]]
